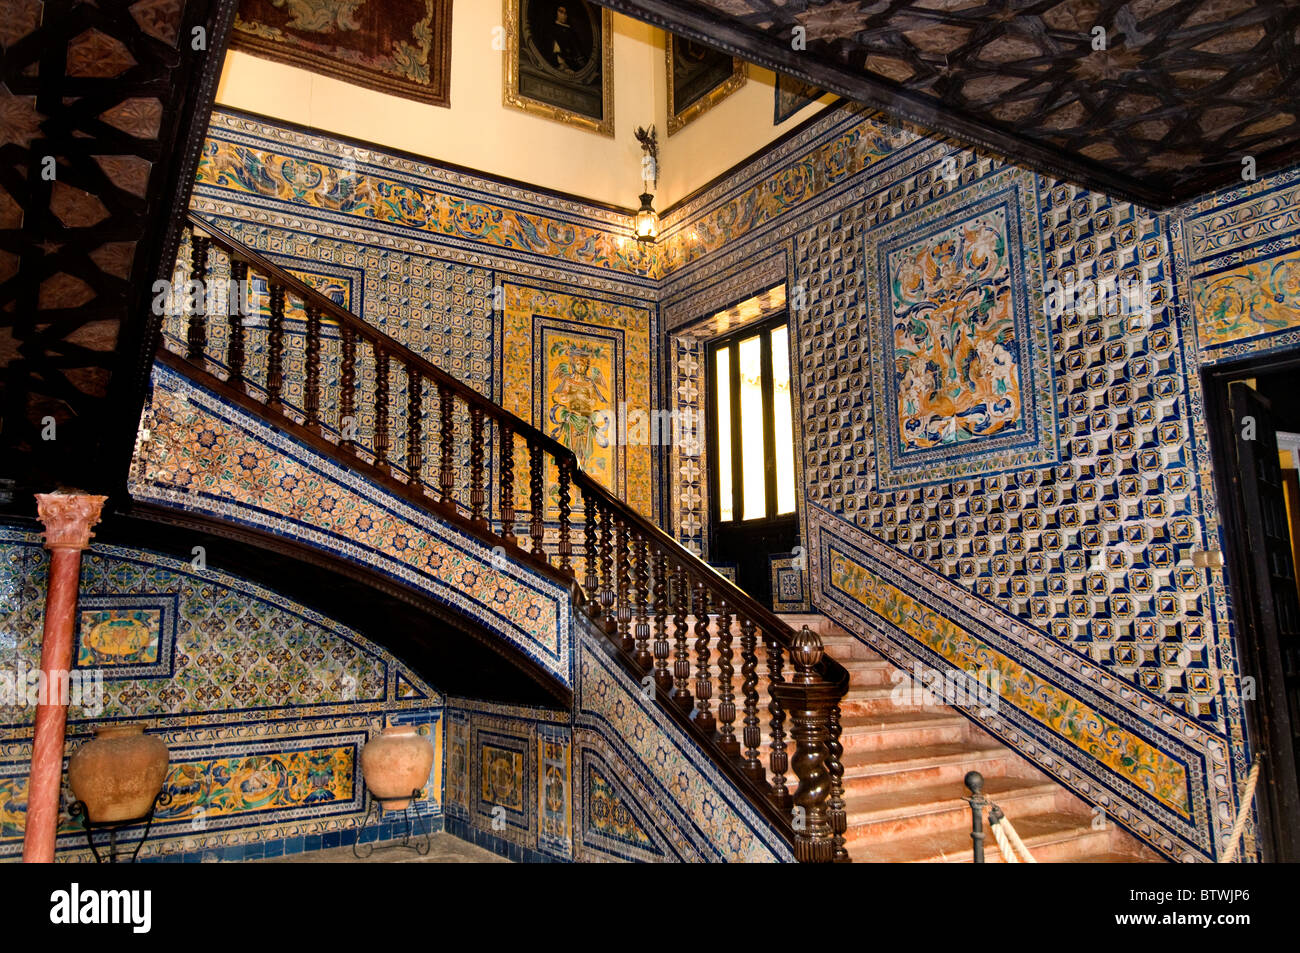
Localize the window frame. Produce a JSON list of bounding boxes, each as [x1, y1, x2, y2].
[[705, 312, 796, 528]]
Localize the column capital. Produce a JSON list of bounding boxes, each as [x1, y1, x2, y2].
[[34, 491, 107, 552]]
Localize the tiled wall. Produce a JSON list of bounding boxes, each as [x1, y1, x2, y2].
[[0, 527, 443, 862], [657, 102, 1300, 862], [188, 110, 660, 520]]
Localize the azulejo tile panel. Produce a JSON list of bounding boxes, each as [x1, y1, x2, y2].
[[865, 175, 1058, 489], [130, 363, 574, 688], [769, 553, 810, 613], [1182, 168, 1300, 361], [502, 282, 655, 519], [442, 698, 570, 860], [0, 525, 444, 861]]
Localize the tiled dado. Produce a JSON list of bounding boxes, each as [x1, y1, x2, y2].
[[808, 507, 1232, 861], [441, 699, 572, 862], [129, 362, 574, 688], [573, 631, 792, 863], [0, 527, 444, 861]]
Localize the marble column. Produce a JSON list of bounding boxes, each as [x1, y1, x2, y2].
[[22, 491, 106, 863]]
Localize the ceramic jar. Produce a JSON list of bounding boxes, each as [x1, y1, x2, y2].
[[360, 725, 434, 809], [68, 724, 169, 823]]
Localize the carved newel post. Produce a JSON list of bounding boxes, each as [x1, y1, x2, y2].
[[770, 625, 844, 863], [23, 490, 107, 862]]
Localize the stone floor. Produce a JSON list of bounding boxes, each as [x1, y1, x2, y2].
[[260, 832, 509, 863]]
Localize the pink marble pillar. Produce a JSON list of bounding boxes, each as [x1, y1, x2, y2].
[[22, 491, 106, 863]]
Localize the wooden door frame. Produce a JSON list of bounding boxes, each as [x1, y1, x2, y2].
[[1202, 351, 1300, 862], [704, 312, 796, 536]]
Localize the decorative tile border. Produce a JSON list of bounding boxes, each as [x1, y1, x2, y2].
[[130, 362, 574, 688]]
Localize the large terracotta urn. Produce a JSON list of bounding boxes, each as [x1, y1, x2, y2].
[[68, 724, 170, 823], [360, 725, 434, 810]]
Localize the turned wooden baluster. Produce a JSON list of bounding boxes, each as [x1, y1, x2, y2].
[[374, 345, 390, 470], [304, 303, 322, 430], [770, 626, 837, 863], [187, 232, 209, 361], [671, 565, 692, 707], [528, 441, 545, 559], [407, 367, 423, 490], [582, 485, 598, 604], [598, 502, 614, 631], [340, 324, 356, 450], [438, 384, 454, 508], [828, 701, 848, 862], [632, 534, 651, 670], [266, 281, 285, 410], [227, 259, 248, 385], [652, 549, 671, 691], [739, 618, 764, 782], [715, 601, 738, 756], [692, 582, 714, 733], [556, 456, 573, 575], [765, 634, 791, 810], [470, 405, 486, 527], [614, 518, 632, 653], [499, 425, 516, 545]]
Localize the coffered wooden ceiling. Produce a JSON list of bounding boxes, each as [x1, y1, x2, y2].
[[0, 0, 237, 497], [600, 0, 1300, 207]]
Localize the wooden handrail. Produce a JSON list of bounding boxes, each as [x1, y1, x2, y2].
[[160, 212, 850, 861]]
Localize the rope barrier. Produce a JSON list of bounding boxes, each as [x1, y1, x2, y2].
[[1219, 756, 1262, 863], [988, 803, 1037, 863]]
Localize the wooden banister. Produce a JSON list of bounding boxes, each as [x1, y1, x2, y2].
[[161, 213, 850, 861]]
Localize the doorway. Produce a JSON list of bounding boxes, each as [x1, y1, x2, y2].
[[1204, 354, 1300, 862], [705, 313, 798, 605]]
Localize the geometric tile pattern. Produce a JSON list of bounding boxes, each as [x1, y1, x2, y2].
[[573, 630, 793, 862], [0, 525, 443, 861], [769, 553, 810, 613]]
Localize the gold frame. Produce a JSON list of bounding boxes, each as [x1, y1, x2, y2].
[[503, 0, 615, 137], [666, 35, 746, 136]]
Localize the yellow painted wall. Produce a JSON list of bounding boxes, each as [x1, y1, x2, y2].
[[660, 62, 831, 207], [214, 6, 828, 209]]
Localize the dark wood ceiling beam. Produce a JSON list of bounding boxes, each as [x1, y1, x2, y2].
[[596, 0, 1172, 206]]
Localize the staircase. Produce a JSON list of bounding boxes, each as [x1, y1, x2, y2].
[[151, 213, 1163, 863], [781, 614, 1162, 862]]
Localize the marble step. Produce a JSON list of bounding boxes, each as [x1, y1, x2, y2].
[[843, 776, 1067, 844], [853, 809, 1126, 863]]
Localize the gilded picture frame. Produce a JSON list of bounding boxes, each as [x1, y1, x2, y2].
[[504, 0, 615, 137], [666, 34, 746, 135]]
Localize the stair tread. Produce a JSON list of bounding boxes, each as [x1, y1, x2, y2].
[[850, 809, 1101, 862], [840, 711, 966, 731], [842, 741, 1009, 775], [844, 776, 1057, 823]]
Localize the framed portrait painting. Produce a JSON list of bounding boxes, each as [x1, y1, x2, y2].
[[504, 0, 614, 137], [666, 35, 745, 135], [774, 73, 824, 125]]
